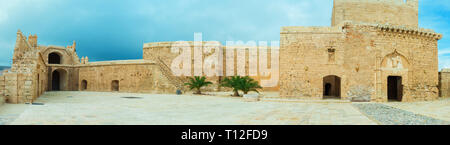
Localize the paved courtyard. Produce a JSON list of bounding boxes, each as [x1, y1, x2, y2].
[[0, 91, 448, 125]]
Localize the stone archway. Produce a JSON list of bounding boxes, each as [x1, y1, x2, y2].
[[50, 69, 68, 91], [323, 75, 341, 99]]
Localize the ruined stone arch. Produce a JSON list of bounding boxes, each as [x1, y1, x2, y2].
[[43, 47, 71, 64]]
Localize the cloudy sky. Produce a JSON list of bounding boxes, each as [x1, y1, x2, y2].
[[0, 0, 449, 69]]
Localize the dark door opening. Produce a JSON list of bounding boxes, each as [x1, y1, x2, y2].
[[323, 75, 341, 99], [37, 74, 40, 96], [49, 53, 61, 64], [111, 80, 119, 92], [388, 76, 403, 102], [52, 71, 60, 91], [324, 83, 332, 96], [81, 80, 87, 91]]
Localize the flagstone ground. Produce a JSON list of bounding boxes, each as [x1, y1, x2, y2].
[[0, 91, 448, 125]]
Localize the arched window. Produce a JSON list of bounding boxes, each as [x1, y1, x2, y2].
[[48, 52, 61, 64]]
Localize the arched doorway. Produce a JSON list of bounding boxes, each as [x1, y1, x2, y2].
[[323, 75, 341, 99], [111, 80, 119, 92], [388, 76, 403, 102], [81, 80, 87, 91], [50, 69, 68, 91], [48, 52, 61, 64]]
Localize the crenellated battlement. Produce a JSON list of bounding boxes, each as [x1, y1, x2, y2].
[[334, 0, 418, 7]]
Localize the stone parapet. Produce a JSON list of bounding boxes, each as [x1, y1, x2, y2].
[[281, 26, 342, 34]]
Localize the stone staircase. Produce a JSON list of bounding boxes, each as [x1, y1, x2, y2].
[[155, 57, 185, 91]]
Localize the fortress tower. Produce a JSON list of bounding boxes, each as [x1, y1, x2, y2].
[[332, 0, 419, 28], [280, 0, 442, 102]]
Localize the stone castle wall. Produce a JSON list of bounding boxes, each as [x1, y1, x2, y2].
[[332, 0, 418, 28], [440, 69, 450, 98], [143, 41, 280, 91], [370, 25, 440, 102], [77, 60, 178, 94], [3, 31, 40, 103], [280, 26, 348, 100], [279, 23, 442, 102]]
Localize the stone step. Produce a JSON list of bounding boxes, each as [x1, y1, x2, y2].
[[260, 97, 351, 103]]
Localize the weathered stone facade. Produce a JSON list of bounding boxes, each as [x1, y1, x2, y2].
[[0, 0, 447, 104], [77, 60, 177, 94], [279, 0, 443, 102]]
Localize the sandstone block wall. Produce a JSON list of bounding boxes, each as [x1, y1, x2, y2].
[[370, 25, 440, 102], [280, 26, 346, 100], [440, 69, 450, 98], [332, 0, 418, 28], [143, 41, 280, 91], [78, 60, 178, 94]]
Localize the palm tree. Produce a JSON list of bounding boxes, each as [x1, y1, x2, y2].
[[221, 76, 242, 96], [221, 76, 262, 96], [184, 76, 213, 94], [239, 76, 262, 95]]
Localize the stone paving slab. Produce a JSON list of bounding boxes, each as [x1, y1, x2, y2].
[[1, 92, 448, 125], [0, 104, 28, 125], [382, 98, 450, 122], [353, 103, 450, 125], [4, 91, 376, 125]]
